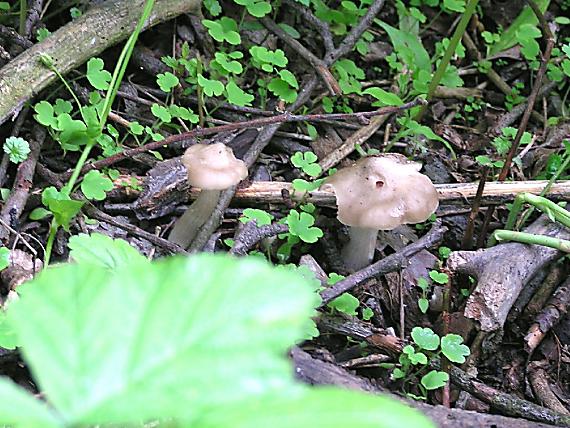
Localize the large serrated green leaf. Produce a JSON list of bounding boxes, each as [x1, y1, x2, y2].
[[9, 255, 319, 425], [0, 378, 60, 427]]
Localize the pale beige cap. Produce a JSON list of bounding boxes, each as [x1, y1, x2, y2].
[[182, 143, 248, 190], [321, 154, 439, 230]]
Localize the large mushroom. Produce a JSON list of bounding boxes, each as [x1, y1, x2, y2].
[[168, 143, 248, 249], [321, 154, 439, 271]]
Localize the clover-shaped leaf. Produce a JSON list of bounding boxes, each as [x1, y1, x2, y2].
[[249, 46, 288, 72], [411, 327, 439, 351], [156, 72, 179, 92], [240, 208, 274, 226], [151, 104, 172, 123], [57, 114, 89, 149], [235, 0, 272, 17], [81, 170, 114, 201], [169, 105, 199, 124], [286, 210, 323, 243], [328, 293, 359, 316], [34, 101, 58, 129], [202, 17, 241, 45], [268, 77, 298, 103], [291, 178, 324, 192], [429, 270, 448, 285], [291, 151, 322, 177], [86, 57, 111, 90], [41, 187, 84, 231], [421, 370, 449, 390], [213, 51, 243, 75], [53, 99, 73, 116], [4, 137, 30, 164], [198, 74, 224, 97], [225, 81, 254, 106], [441, 334, 470, 364]]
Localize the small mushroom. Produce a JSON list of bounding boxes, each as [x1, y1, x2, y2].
[[321, 154, 439, 271], [168, 143, 248, 249]]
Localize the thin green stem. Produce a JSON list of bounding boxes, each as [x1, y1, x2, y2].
[[64, 140, 96, 195], [415, 0, 479, 121], [492, 230, 570, 252], [18, 0, 26, 35], [44, 221, 58, 266]]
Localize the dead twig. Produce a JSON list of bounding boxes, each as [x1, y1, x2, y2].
[[320, 221, 447, 305], [230, 221, 289, 256], [261, 16, 341, 96]]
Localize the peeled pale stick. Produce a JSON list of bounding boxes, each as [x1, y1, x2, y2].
[[321, 154, 439, 270], [168, 143, 248, 249]]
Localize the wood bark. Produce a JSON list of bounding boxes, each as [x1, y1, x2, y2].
[[0, 0, 200, 125]]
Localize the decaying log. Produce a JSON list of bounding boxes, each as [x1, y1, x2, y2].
[[0, 0, 200, 125], [291, 347, 555, 428], [132, 168, 570, 219], [448, 215, 570, 332]]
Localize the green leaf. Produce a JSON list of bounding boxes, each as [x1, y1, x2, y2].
[[362, 87, 403, 107], [204, 0, 222, 15], [278, 23, 300, 38], [198, 389, 433, 428], [68, 233, 146, 269], [411, 327, 439, 351], [408, 350, 427, 366], [421, 370, 449, 390], [129, 121, 144, 135], [34, 101, 58, 129], [80, 170, 114, 201], [268, 78, 298, 103], [0, 309, 17, 349], [442, 0, 465, 12], [8, 255, 320, 424], [249, 46, 288, 72], [286, 210, 323, 243], [428, 270, 448, 284], [41, 187, 84, 231], [0, 246, 9, 271], [198, 74, 225, 96], [291, 151, 322, 177], [56, 114, 89, 149], [86, 57, 111, 90], [3, 136, 30, 163], [225, 80, 255, 106], [440, 334, 470, 364], [150, 103, 172, 123], [240, 208, 274, 226], [36, 27, 51, 42], [291, 178, 324, 192], [169, 105, 199, 123], [362, 307, 374, 320], [156, 71, 180, 92], [328, 293, 359, 316], [53, 99, 73, 115], [29, 207, 52, 221], [489, 0, 550, 55], [418, 298, 429, 314], [202, 17, 241, 45], [278, 69, 298, 89], [234, 0, 272, 17], [0, 378, 60, 427], [213, 51, 243, 74]]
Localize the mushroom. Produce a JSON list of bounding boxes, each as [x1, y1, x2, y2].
[[321, 154, 439, 271], [168, 143, 248, 249]]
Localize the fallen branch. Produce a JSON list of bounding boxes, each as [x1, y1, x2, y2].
[[291, 347, 557, 428], [320, 221, 447, 305], [0, 0, 200, 125], [448, 215, 570, 332]]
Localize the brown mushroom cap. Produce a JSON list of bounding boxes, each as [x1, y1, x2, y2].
[[182, 143, 248, 190], [321, 154, 439, 230]]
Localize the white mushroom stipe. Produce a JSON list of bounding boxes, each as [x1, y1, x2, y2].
[[322, 154, 439, 271], [168, 143, 248, 249]]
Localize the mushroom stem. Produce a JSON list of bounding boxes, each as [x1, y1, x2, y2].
[[342, 227, 379, 271], [168, 189, 221, 249]]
